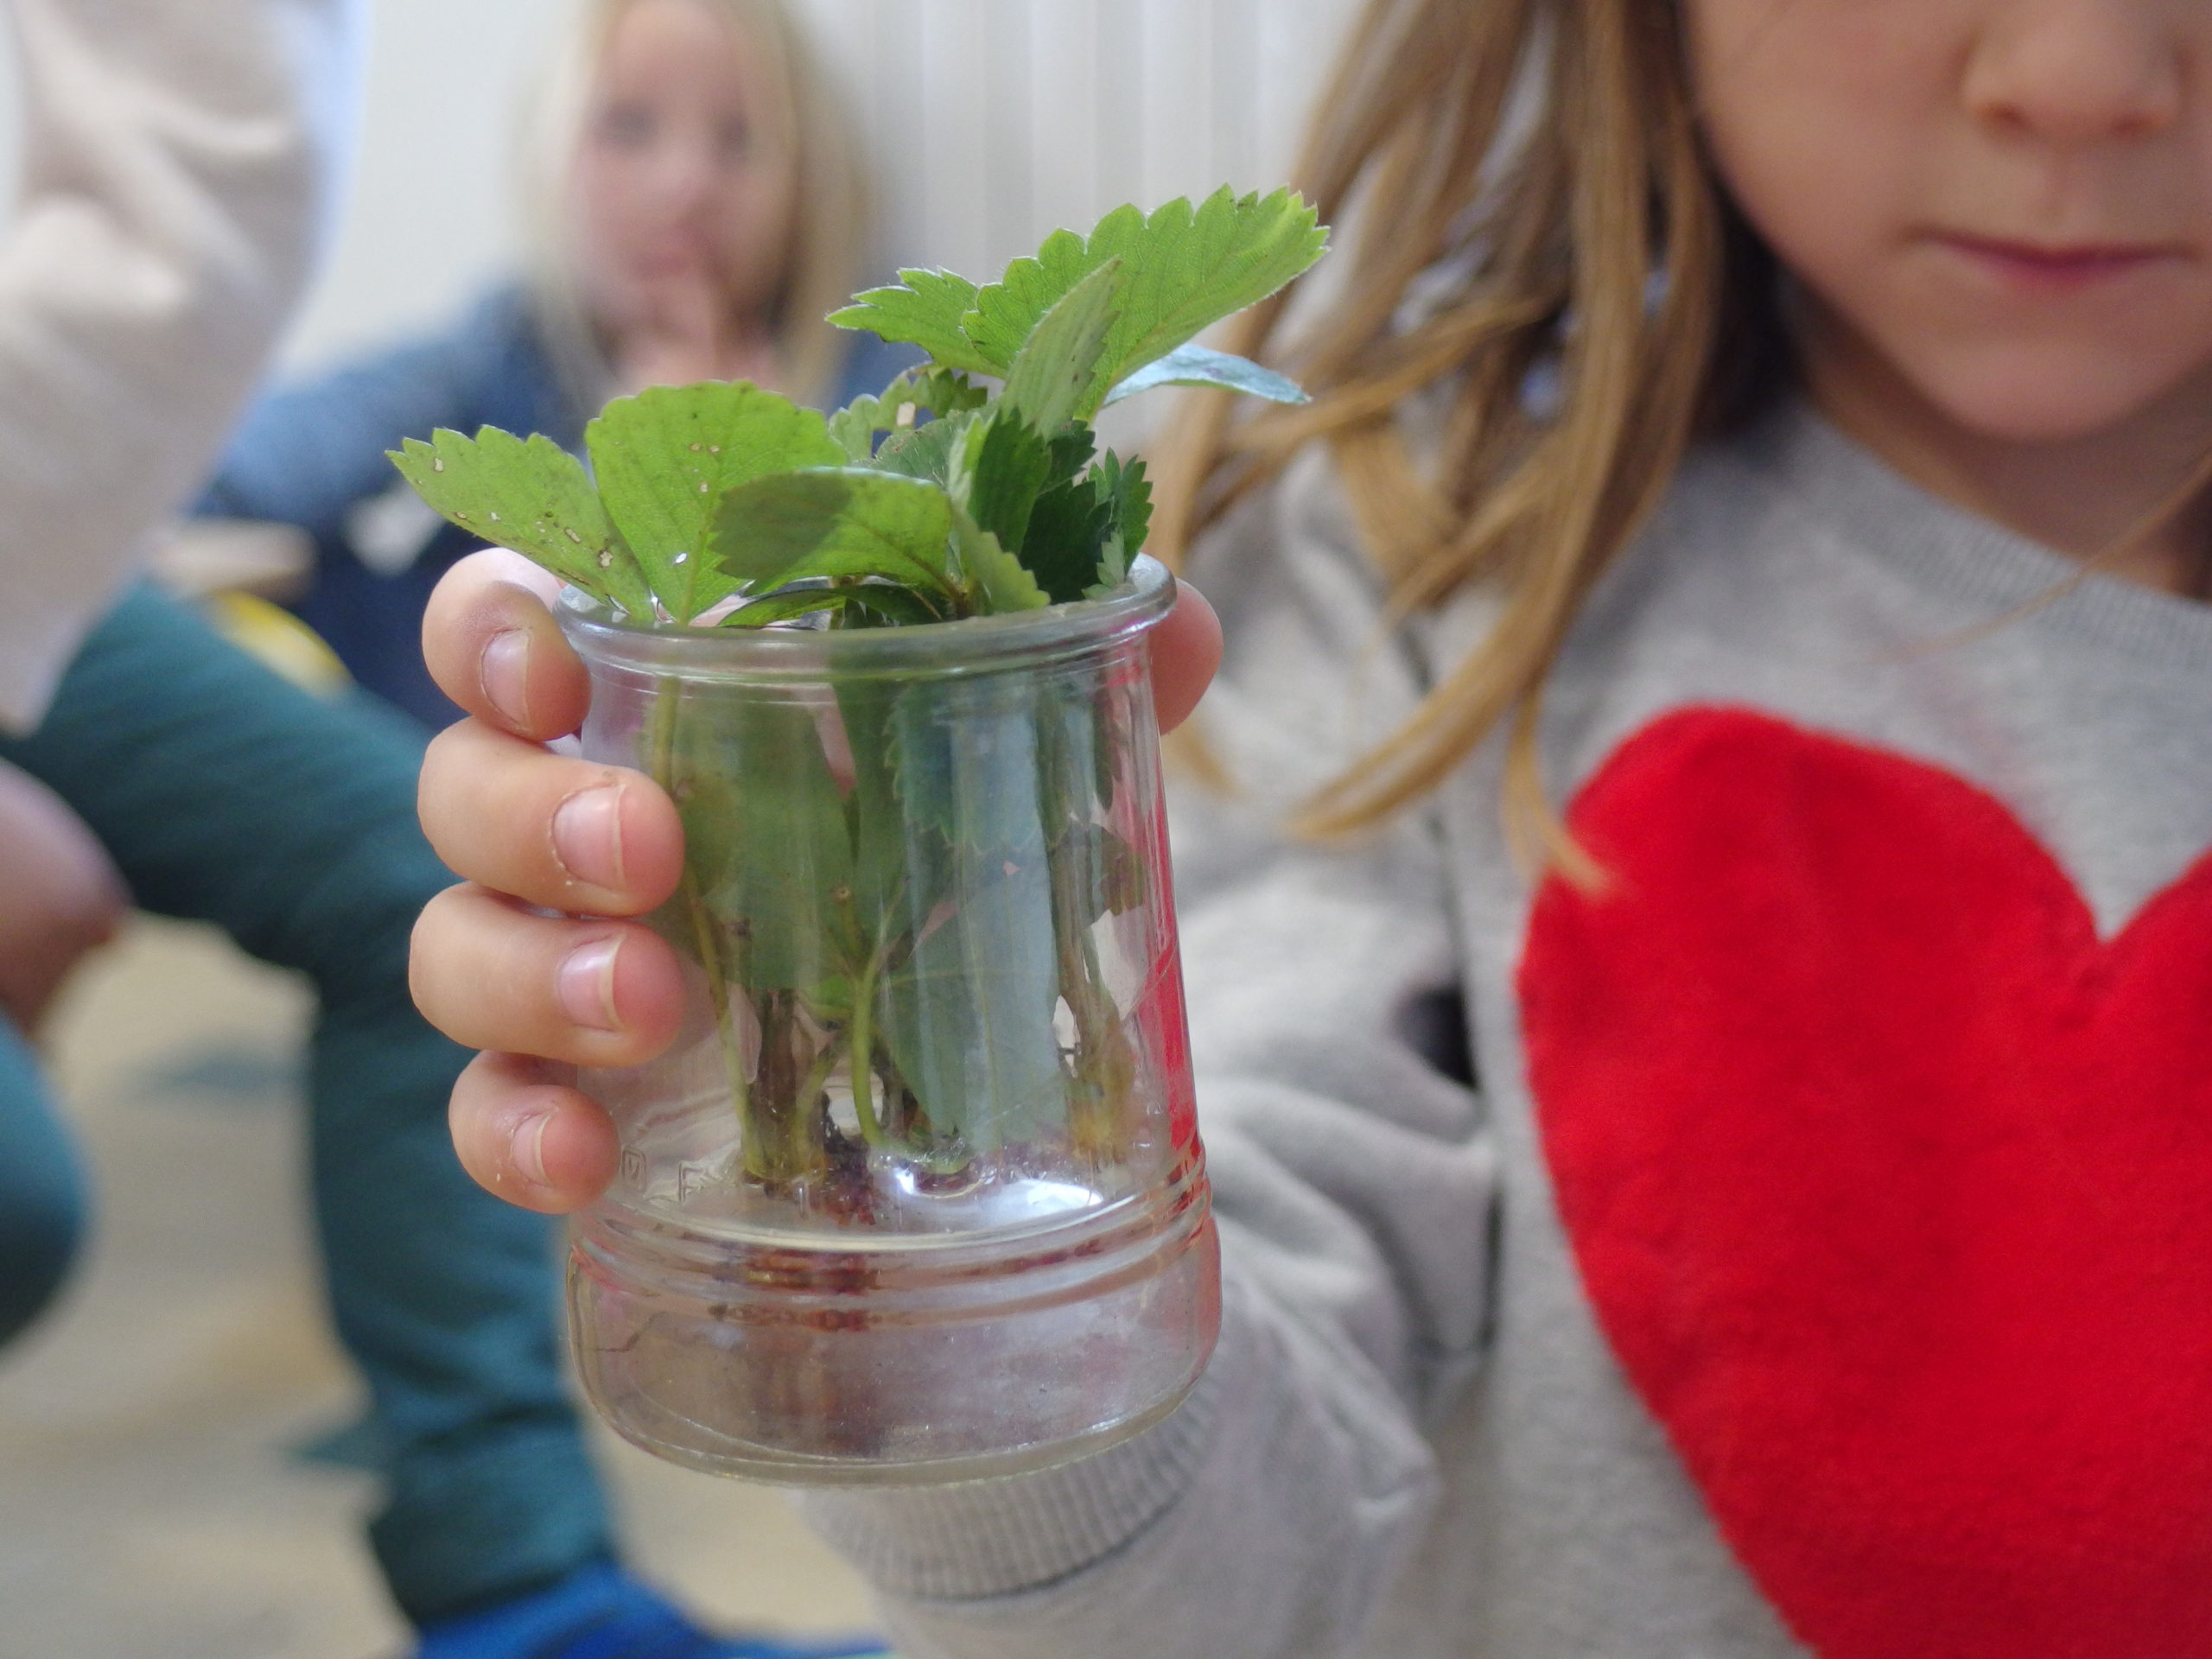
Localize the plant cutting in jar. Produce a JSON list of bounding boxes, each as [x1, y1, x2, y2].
[[391, 188, 1328, 1219]]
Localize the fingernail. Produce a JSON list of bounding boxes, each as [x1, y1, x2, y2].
[[558, 936, 624, 1032], [551, 785, 626, 891], [480, 628, 531, 728], [515, 1109, 553, 1187]]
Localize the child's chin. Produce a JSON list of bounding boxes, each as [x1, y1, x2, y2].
[[1912, 352, 2212, 448]]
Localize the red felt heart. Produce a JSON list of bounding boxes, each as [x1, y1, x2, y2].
[[1520, 707, 2212, 1659]]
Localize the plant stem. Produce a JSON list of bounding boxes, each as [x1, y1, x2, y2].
[[795, 1033, 848, 1138], [846, 935, 888, 1148], [747, 989, 830, 1185], [646, 679, 751, 1127], [1039, 696, 1139, 1165], [1057, 900, 1136, 1162]]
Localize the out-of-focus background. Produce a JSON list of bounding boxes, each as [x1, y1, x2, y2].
[[0, 2, 1358, 1654], [0, 0, 1357, 374]]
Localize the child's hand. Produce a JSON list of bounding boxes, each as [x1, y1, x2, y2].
[[413, 550, 688, 1212], [411, 549, 1222, 1214]]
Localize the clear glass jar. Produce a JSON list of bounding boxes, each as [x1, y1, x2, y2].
[[558, 556, 1218, 1484]]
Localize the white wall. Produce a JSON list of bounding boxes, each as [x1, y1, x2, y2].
[[802, 0, 1357, 296], [0, 0, 1361, 374], [283, 0, 553, 368]]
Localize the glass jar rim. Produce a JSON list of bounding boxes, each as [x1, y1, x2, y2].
[[558, 554, 1176, 682]]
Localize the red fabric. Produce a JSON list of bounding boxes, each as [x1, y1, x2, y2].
[[1519, 707, 2212, 1658], [1142, 925, 1199, 1152]]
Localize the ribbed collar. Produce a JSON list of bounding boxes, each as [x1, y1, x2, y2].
[[1738, 397, 2212, 675]]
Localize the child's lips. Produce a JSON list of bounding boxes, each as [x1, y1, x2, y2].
[[632, 247, 716, 279], [1932, 232, 2184, 293]]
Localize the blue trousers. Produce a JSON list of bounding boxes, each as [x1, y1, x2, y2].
[[0, 585, 611, 1623]]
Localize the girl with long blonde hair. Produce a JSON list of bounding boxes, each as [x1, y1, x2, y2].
[[198, 0, 910, 728], [518, 0, 874, 411], [417, 0, 2212, 1652]]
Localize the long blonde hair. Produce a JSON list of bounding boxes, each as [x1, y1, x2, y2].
[[518, 0, 870, 411], [1155, 0, 1789, 866]]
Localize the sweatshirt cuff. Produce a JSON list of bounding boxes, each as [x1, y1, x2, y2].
[[791, 1278, 1247, 1600]]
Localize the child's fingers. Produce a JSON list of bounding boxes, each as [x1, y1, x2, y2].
[[1154, 580, 1223, 734], [422, 550, 591, 741], [448, 1050, 619, 1214], [420, 718, 683, 917], [427, 552, 1217, 744], [410, 884, 685, 1066]]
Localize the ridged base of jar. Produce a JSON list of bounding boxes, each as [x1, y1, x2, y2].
[[567, 1167, 1219, 1485]]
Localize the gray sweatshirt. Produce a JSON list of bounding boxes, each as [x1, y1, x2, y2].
[[798, 400, 2212, 1657]]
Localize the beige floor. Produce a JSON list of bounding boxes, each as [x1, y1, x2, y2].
[[0, 918, 877, 1659]]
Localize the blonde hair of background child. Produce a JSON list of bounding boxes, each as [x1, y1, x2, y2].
[[518, 0, 870, 412], [1154, 0, 1790, 868]]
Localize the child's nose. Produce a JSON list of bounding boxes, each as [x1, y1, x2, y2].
[[1961, 0, 2183, 148], [642, 131, 725, 213]]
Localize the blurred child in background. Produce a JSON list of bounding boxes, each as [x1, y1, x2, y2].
[[199, 0, 913, 728]]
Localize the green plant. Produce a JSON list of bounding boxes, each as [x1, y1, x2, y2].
[[391, 188, 1326, 1202]]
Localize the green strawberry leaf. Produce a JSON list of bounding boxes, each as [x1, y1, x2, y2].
[[998, 259, 1124, 435], [1022, 474, 1116, 604], [836, 677, 938, 931], [389, 429, 655, 620], [721, 587, 851, 628], [829, 269, 998, 376], [827, 404, 884, 465], [951, 413, 1055, 555], [1103, 341, 1311, 408], [827, 367, 988, 461], [587, 383, 842, 622], [1046, 423, 1099, 484], [1092, 452, 1152, 593], [721, 581, 950, 630], [842, 585, 948, 627], [714, 467, 957, 607], [869, 409, 976, 486], [872, 677, 1068, 1150], [963, 187, 1327, 417], [671, 698, 855, 995], [950, 505, 1049, 616], [875, 847, 1065, 1154]]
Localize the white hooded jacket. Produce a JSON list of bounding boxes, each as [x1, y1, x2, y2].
[[0, 0, 359, 727]]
